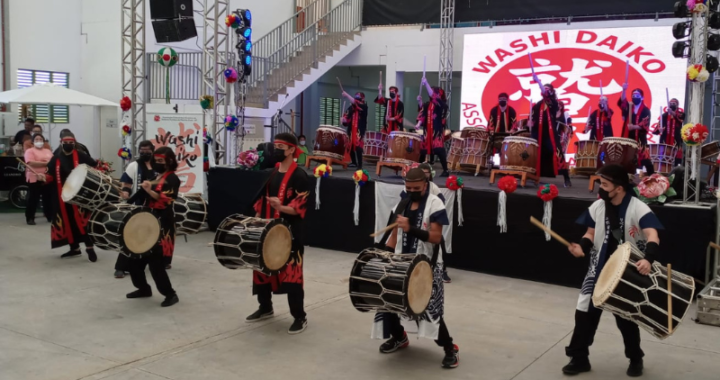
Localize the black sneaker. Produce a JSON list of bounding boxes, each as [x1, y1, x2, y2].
[[86, 248, 97, 263], [442, 344, 459, 368], [26, 219, 36, 225], [379, 332, 409, 353], [114, 270, 125, 279], [161, 294, 179, 307], [245, 309, 274, 323], [442, 271, 452, 283], [627, 359, 643, 377], [562, 357, 591, 375], [440, 170, 450, 178], [288, 318, 307, 335], [60, 250, 81, 259], [126, 289, 152, 298]]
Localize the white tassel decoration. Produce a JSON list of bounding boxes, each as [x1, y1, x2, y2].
[[315, 177, 321, 210], [497, 190, 507, 233], [353, 184, 360, 226], [691, 145, 699, 181], [542, 200, 553, 241], [457, 188, 464, 226]]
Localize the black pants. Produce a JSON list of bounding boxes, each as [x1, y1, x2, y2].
[[641, 158, 655, 175], [420, 147, 448, 172], [350, 147, 363, 169], [565, 306, 644, 360], [387, 313, 454, 352], [129, 255, 176, 297], [256, 285, 306, 320], [25, 182, 52, 221]]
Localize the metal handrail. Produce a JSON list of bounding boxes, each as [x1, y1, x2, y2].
[[247, 0, 363, 107]]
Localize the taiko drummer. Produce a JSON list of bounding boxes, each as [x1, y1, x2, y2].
[[375, 168, 459, 368], [564, 164, 663, 377], [247, 133, 310, 335]]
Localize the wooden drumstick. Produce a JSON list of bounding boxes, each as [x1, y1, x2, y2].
[[336, 77, 345, 94], [709, 241, 720, 251], [370, 222, 398, 238], [529, 216, 571, 247], [16, 158, 39, 175], [667, 263, 673, 334]]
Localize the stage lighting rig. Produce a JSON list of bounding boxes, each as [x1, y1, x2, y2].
[[672, 40, 691, 58], [673, 21, 691, 39], [233, 9, 252, 81], [675, 1, 690, 18]]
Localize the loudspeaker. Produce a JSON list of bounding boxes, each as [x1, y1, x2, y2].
[[152, 19, 198, 43], [150, 0, 193, 19]]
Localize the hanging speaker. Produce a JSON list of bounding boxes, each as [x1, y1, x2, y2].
[[150, 0, 193, 19], [152, 19, 198, 43]]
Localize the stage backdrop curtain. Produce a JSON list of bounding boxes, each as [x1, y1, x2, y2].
[[373, 181, 456, 253]]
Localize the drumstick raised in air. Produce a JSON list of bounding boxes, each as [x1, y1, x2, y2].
[[16, 158, 39, 175], [370, 222, 398, 238], [529, 216, 571, 248], [336, 77, 345, 94], [667, 264, 673, 334]]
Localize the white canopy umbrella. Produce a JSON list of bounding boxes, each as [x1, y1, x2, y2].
[[0, 83, 117, 106]]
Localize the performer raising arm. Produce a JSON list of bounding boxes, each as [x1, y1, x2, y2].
[[618, 85, 654, 175], [126, 147, 180, 307], [375, 84, 405, 133], [585, 96, 614, 142], [41, 130, 98, 261], [563, 164, 662, 377], [528, 77, 563, 178], [342, 91, 368, 169], [248, 133, 310, 335], [654, 98, 684, 166], [374, 168, 459, 368], [416, 78, 450, 177]]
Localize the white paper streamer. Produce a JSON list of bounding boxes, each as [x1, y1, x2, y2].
[[497, 191, 507, 233], [542, 200, 553, 241], [315, 177, 321, 210], [354, 184, 360, 226], [691, 145, 699, 181], [457, 188, 464, 226]]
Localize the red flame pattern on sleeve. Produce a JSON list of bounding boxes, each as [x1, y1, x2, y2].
[[159, 231, 175, 257], [288, 191, 309, 219]]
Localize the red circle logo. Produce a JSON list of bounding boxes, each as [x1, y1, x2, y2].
[[154, 115, 161, 122], [481, 48, 652, 153]]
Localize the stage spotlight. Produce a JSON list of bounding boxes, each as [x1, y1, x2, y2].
[[709, 34, 720, 51], [236, 40, 252, 53], [674, 1, 690, 18], [707, 54, 719, 73], [711, 13, 720, 29], [673, 22, 691, 39], [236, 26, 252, 39], [240, 51, 252, 76], [238, 9, 251, 27], [672, 41, 691, 58]]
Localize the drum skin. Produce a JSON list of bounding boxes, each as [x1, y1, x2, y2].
[[88, 204, 160, 256], [213, 214, 292, 275], [599, 137, 638, 174], [313, 126, 348, 161], [62, 164, 122, 210], [349, 249, 433, 318], [575, 140, 600, 173], [500, 137, 538, 174], [383, 131, 422, 164]]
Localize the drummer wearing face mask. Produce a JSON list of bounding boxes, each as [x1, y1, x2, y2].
[[654, 98, 684, 166], [585, 97, 614, 142], [563, 164, 662, 377], [618, 85, 654, 175]]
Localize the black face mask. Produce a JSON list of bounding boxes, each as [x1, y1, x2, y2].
[[499, 100, 507, 107], [598, 103, 604, 109], [408, 190, 423, 202], [632, 98, 642, 106], [390, 92, 396, 99], [670, 104, 678, 111], [139, 153, 152, 162], [152, 163, 166, 173], [62, 144, 74, 153], [598, 188, 617, 202], [273, 148, 288, 162]]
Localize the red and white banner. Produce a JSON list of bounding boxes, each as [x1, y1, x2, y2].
[[460, 25, 686, 164]]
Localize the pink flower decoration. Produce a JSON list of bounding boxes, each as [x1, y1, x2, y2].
[[637, 174, 670, 199]]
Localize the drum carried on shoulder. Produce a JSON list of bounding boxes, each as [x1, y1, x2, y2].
[[62, 164, 122, 210], [349, 248, 433, 318], [592, 242, 695, 340], [89, 204, 161, 258], [213, 214, 293, 275]]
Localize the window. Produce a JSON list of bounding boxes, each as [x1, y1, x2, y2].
[[375, 103, 387, 131], [320, 97, 340, 126], [17, 69, 70, 123]]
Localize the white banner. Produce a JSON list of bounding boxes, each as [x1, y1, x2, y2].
[[147, 113, 205, 194], [373, 181, 455, 253]]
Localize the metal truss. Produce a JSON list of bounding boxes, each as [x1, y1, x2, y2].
[[121, 0, 146, 159], [438, 0, 455, 126], [202, 0, 231, 164]]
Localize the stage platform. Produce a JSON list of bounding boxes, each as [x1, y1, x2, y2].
[[208, 164, 715, 289]]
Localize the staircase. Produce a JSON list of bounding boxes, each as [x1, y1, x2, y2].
[[244, 0, 363, 111]]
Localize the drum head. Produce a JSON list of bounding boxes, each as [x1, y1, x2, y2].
[[261, 222, 292, 271], [592, 243, 632, 307], [124, 212, 161, 254], [62, 164, 89, 202], [407, 260, 433, 314]]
